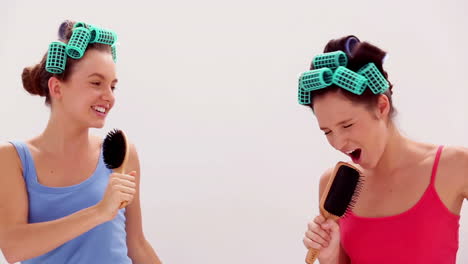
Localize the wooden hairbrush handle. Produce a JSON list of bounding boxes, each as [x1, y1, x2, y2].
[[306, 248, 320, 264], [305, 209, 337, 263], [115, 166, 128, 209], [304, 162, 361, 263]]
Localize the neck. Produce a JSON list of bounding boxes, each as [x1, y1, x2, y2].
[[370, 122, 411, 176], [35, 109, 92, 156]]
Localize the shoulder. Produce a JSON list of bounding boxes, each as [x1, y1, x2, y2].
[[441, 146, 468, 163], [438, 145, 468, 197], [439, 145, 468, 170], [319, 167, 334, 198], [125, 139, 140, 176], [0, 142, 22, 170], [0, 142, 25, 190]]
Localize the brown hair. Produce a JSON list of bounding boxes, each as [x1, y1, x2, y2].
[[307, 35, 396, 118], [21, 20, 112, 105]]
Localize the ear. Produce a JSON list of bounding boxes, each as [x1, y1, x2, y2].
[[48, 76, 63, 101], [375, 94, 390, 119]]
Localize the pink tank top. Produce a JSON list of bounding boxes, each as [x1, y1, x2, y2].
[[340, 146, 460, 264]]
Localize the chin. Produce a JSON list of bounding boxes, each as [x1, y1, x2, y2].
[[89, 121, 106, 129]]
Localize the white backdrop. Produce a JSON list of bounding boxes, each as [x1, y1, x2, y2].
[[1, 0, 467, 263]]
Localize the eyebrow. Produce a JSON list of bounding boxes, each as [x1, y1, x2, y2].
[[320, 118, 353, 130], [88, 73, 118, 83]]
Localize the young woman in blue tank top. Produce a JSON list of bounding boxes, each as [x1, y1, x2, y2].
[[0, 20, 162, 264]]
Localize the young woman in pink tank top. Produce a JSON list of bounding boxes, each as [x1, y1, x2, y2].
[[300, 36, 467, 263]]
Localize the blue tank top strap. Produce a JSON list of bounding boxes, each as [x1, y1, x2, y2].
[[9, 140, 34, 182]]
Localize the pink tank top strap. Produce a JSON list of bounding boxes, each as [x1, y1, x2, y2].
[[430, 145, 444, 185]]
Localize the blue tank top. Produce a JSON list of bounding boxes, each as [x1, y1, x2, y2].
[[9, 141, 131, 264]]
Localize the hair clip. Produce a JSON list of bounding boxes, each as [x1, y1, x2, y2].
[[344, 36, 360, 56]]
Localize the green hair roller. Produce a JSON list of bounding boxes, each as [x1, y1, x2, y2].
[[111, 43, 117, 62], [332, 66, 368, 95], [73, 22, 90, 29], [89, 26, 117, 45], [46, 42, 67, 74], [298, 84, 311, 105], [312, 51, 348, 70], [299, 68, 333, 92], [357, 63, 389, 94], [66, 27, 91, 59]]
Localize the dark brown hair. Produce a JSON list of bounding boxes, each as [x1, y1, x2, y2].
[[21, 20, 112, 105], [307, 35, 396, 118]]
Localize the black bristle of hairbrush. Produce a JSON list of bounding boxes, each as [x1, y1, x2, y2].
[[324, 164, 363, 217], [102, 129, 126, 170], [343, 177, 364, 218]]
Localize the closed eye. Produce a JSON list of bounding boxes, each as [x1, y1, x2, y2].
[[344, 124, 353, 128], [91, 81, 101, 86]]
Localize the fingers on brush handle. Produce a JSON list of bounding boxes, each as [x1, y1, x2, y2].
[[115, 167, 128, 209], [119, 201, 128, 209], [306, 248, 320, 264]]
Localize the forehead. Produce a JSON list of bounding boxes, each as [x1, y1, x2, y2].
[[71, 49, 116, 78], [314, 91, 366, 126]]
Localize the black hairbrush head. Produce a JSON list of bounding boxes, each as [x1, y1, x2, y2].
[[324, 164, 362, 217], [103, 129, 127, 170]]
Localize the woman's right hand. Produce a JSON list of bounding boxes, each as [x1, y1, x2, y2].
[[303, 215, 342, 263], [97, 171, 136, 221]]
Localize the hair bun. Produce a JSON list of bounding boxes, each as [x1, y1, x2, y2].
[[22, 65, 45, 96], [348, 42, 386, 73], [58, 20, 75, 41]]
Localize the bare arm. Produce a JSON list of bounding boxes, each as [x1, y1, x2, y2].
[[0, 143, 108, 263], [0, 143, 134, 263], [455, 147, 468, 200], [125, 143, 162, 264]]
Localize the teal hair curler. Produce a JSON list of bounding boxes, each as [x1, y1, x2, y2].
[[298, 85, 311, 105], [357, 63, 389, 94], [46, 42, 67, 74], [73, 22, 90, 29], [111, 43, 117, 62], [332, 66, 368, 95], [66, 27, 91, 59], [299, 68, 333, 92], [89, 26, 117, 45], [312, 51, 348, 70]]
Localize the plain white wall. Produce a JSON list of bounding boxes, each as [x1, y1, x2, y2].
[[1, 0, 467, 263]]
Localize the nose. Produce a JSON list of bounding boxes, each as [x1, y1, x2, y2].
[[101, 86, 115, 104]]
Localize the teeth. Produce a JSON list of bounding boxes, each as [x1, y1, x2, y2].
[[346, 150, 356, 154], [93, 106, 106, 113]]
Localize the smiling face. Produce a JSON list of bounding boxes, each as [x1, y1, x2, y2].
[[314, 90, 390, 169], [50, 49, 117, 129]]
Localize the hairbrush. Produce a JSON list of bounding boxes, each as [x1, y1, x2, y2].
[[103, 129, 130, 209], [306, 161, 363, 264]]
